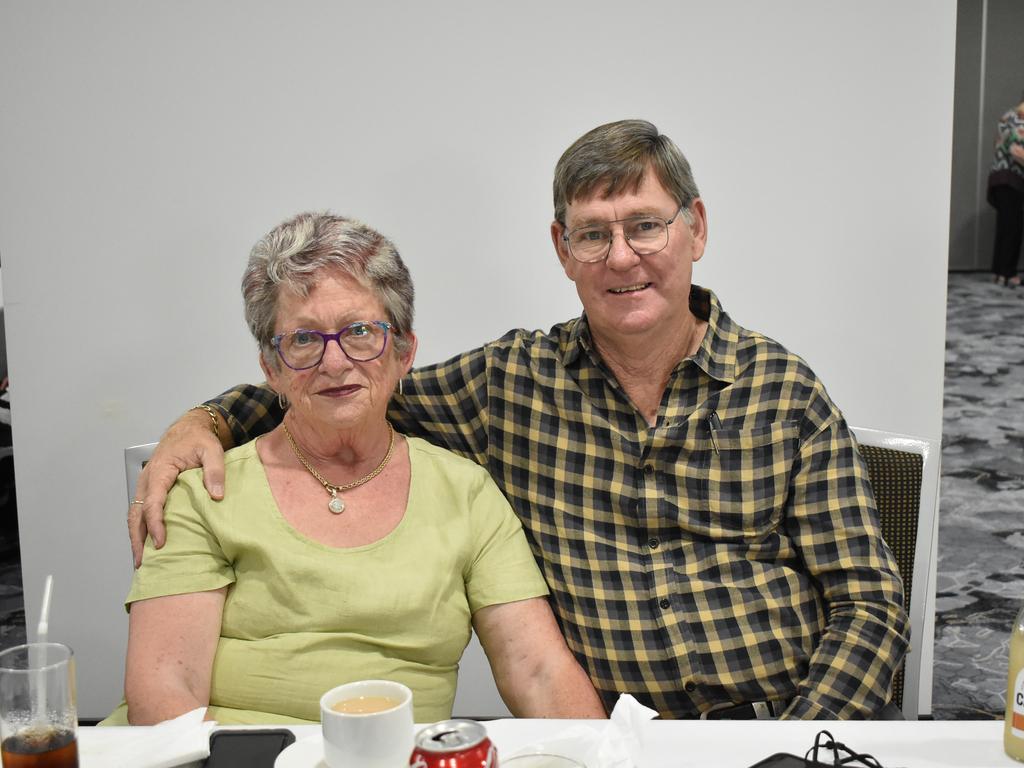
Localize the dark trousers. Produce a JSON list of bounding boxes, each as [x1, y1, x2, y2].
[[875, 699, 906, 720], [992, 184, 1024, 278]]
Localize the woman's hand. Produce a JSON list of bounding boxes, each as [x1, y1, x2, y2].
[[124, 588, 227, 724], [474, 597, 606, 718], [129, 409, 229, 567], [1010, 143, 1024, 164]]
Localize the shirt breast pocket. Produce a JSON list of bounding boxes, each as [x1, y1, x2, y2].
[[704, 421, 800, 540]]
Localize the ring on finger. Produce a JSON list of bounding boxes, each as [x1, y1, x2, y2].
[[130, 499, 145, 505]]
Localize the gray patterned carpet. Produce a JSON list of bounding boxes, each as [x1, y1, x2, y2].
[[0, 272, 1016, 719], [933, 271, 1024, 721]]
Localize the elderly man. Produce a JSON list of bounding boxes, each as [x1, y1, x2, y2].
[[131, 119, 908, 720]]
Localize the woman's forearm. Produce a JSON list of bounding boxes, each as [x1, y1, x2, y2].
[[475, 598, 607, 719], [125, 677, 209, 725], [497, 648, 606, 719]]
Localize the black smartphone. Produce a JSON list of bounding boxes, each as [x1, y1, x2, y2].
[[205, 728, 297, 768], [748, 754, 833, 768]]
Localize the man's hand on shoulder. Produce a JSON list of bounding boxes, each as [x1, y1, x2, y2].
[[128, 408, 228, 568]]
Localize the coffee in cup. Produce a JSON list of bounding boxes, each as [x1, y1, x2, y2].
[[330, 695, 402, 715]]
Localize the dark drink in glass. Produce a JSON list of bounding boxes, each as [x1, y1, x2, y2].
[[1, 725, 78, 767]]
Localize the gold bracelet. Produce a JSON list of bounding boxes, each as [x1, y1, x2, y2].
[[190, 404, 220, 440]]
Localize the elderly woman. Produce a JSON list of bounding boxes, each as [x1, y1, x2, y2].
[[107, 212, 604, 725]]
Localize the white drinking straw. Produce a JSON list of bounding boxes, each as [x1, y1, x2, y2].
[[37, 574, 53, 644], [33, 574, 54, 724]]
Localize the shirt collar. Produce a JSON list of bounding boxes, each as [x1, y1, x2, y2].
[[561, 285, 739, 384], [687, 286, 738, 384], [561, 314, 591, 367]]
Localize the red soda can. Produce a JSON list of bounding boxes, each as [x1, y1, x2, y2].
[[410, 719, 497, 768]]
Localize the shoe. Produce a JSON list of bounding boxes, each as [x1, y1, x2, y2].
[[995, 275, 1008, 286], [1010, 275, 1022, 288]]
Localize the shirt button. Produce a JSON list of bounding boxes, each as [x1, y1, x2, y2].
[[643, 464, 654, 475], [648, 538, 659, 549], [659, 598, 671, 609], [684, 680, 697, 693]]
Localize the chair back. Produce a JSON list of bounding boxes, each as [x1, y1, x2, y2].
[[124, 442, 158, 572], [851, 426, 939, 720], [124, 442, 158, 505]]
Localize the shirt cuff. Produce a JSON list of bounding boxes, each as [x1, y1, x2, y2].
[[203, 401, 247, 448], [779, 694, 839, 720]]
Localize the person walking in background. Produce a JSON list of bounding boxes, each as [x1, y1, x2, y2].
[[988, 94, 1024, 286]]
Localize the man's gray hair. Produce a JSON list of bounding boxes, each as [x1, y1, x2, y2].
[[242, 212, 414, 366], [552, 119, 700, 225]]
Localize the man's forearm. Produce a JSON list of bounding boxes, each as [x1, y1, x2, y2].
[[783, 413, 910, 718], [205, 383, 283, 448], [781, 596, 909, 719]]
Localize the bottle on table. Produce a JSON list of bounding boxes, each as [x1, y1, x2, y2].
[[1006, 604, 1024, 762]]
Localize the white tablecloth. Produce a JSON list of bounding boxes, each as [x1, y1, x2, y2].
[[80, 718, 1017, 768], [486, 719, 1016, 768]]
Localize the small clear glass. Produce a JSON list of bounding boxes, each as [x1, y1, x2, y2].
[[502, 754, 586, 768], [0, 642, 78, 767]]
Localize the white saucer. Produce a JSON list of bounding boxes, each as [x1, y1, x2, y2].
[[275, 735, 327, 768]]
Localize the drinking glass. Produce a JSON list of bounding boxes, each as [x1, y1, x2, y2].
[[502, 755, 586, 768], [0, 642, 78, 767]]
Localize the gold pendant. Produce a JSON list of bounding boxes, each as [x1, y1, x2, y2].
[[329, 491, 345, 514]]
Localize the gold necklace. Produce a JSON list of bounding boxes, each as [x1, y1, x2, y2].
[[282, 421, 396, 514]]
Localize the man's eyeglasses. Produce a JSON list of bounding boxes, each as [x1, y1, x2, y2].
[[272, 321, 392, 371], [562, 206, 686, 263]]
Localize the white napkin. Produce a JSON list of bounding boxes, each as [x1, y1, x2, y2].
[[80, 707, 216, 768], [504, 695, 659, 768]]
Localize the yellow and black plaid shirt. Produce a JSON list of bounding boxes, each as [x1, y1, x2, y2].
[[212, 286, 908, 720]]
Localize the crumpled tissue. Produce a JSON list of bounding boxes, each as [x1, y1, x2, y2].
[[80, 707, 215, 768], [501, 694, 659, 768]]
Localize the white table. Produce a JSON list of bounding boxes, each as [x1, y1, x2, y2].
[[80, 718, 1018, 768], [485, 719, 1017, 768]]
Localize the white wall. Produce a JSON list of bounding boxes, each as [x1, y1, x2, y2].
[[0, 1, 956, 718]]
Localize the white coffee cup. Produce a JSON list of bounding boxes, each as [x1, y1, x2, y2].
[[320, 679, 414, 768]]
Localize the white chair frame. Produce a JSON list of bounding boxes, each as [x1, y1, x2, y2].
[[124, 442, 158, 572], [850, 426, 940, 720], [124, 442, 158, 507]]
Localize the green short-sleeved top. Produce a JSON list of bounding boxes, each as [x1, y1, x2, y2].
[[108, 436, 548, 725]]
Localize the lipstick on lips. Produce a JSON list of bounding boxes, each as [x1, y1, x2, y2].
[[317, 383, 362, 397]]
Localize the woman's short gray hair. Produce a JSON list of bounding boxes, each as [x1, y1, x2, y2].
[[552, 119, 700, 225], [243, 212, 414, 366]]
